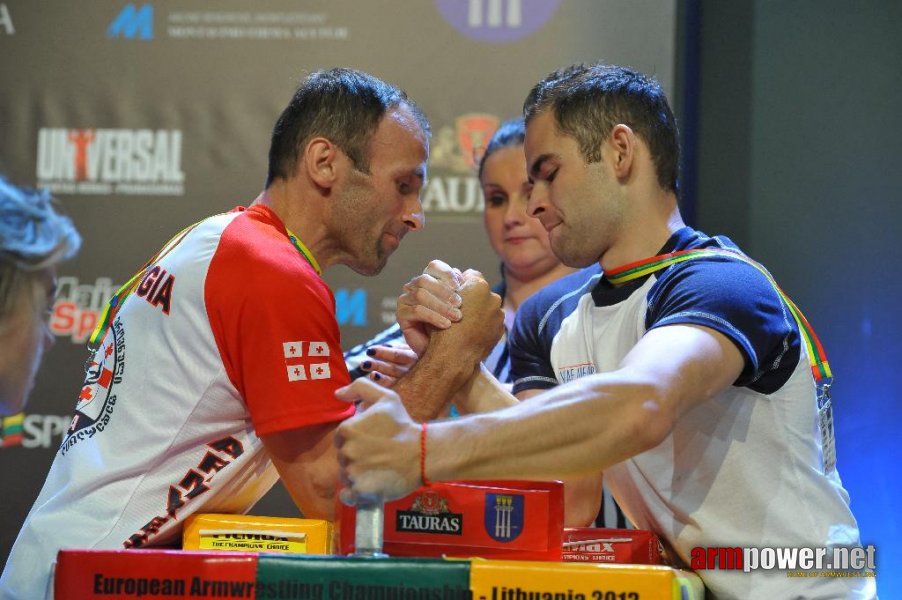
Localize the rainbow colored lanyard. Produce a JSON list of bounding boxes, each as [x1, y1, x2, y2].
[[88, 220, 320, 350], [605, 247, 832, 383], [286, 227, 321, 275], [88, 221, 201, 349]]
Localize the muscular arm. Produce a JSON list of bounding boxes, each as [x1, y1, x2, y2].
[[392, 270, 504, 422], [429, 324, 745, 481], [261, 421, 341, 520], [337, 323, 745, 500], [516, 388, 602, 527]]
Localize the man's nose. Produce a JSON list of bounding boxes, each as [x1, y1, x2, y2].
[[527, 184, 547, 218], [403, 197, 425, 231]]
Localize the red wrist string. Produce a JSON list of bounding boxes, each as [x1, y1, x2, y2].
[[420, 422, 431, 487]]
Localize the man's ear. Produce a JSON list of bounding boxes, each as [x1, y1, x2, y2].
[[303, 137, 340, 189], [608, 124, 637, 180]]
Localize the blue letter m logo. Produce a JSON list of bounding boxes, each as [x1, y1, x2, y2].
[[108, 4, 153, 40], [335, 289, 367, 327]]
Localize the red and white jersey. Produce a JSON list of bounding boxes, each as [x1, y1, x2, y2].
[[1, 205, 354, 597]]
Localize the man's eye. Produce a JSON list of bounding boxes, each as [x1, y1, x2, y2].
[[545, 169, 558, 182]]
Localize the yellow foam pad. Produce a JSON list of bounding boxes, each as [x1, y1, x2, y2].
[[181, 513, 333, 554]]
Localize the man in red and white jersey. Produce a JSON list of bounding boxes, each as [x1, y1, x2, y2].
[[1, 68, 503, 598]]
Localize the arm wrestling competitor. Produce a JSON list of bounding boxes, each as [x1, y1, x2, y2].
[[335, 64, 874, 599], [1, 68, 502, 597]]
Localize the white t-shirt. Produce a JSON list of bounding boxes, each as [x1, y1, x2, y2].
[[511, 228, 874, 599], [1, 205, 354, 598]]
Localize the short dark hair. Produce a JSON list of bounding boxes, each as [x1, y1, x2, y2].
[[266, 68, 430, 187], [523, 64, 680, 194], [477, 117, 526, 180]]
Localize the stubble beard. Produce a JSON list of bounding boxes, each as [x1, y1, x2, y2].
[[550, 224, 597, 268]]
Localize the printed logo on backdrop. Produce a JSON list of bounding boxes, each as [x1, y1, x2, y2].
[[36, 128, 185, 196], [0, 412, 72, 450], [109, 5, 349, 41], [167, 10, 348, 41], [425, 113, 500, 221], [108, 4, 154, 40], [0, 3, 15, 35], [49, 276, 119, 343], [380, 295, 399, 325], [60, 317, 125, 455], [336, 288, 367, 327], [484, 493, 524, 542], [434, 0, 561, 43]]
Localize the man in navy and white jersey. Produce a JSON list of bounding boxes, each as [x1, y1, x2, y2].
[[334, 64, 874, 599]]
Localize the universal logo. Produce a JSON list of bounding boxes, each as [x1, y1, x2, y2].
[[395, 490, 463, 535], [36, 128, 185, 196]]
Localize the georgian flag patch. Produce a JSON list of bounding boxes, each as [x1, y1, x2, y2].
[[283, 340, 331, 382]]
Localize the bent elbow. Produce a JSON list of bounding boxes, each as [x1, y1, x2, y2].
[[628, 384, 675, 453]]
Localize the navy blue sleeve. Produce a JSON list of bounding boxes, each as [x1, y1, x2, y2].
[[509, 295, 559, 395], [646, 257, 801, 393], [509, 265, 602, 395]]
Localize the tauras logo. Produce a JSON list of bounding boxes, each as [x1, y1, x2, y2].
[[396, 512, 462, 534], [396, 491, 463, 535], [421, 176, 483, 215], [423, 113, 500, 220], [36, 128, 185, 196]]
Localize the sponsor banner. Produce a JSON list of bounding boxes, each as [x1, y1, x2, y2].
[[182, 514, 333, 554], [335, 288, 367, 327], [433, 0, 562, 44], [338, 480, 563, 561], [36, 128, 185, 196], [562, 528, 663, 565], [255, 555, 470, 597], [469, 559, 704, 600], [107, 4, 351, 42], [0, 412, 71, 450], [50, 277, 120, 344], [54, 549, 258, 599], [423, 114, 501, 222]]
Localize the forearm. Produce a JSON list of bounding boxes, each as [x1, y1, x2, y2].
[[393, 337, 483, 422], [452, 363, 518, 415], [425, 372, 670, 483], [261, 422, 341, 521]]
